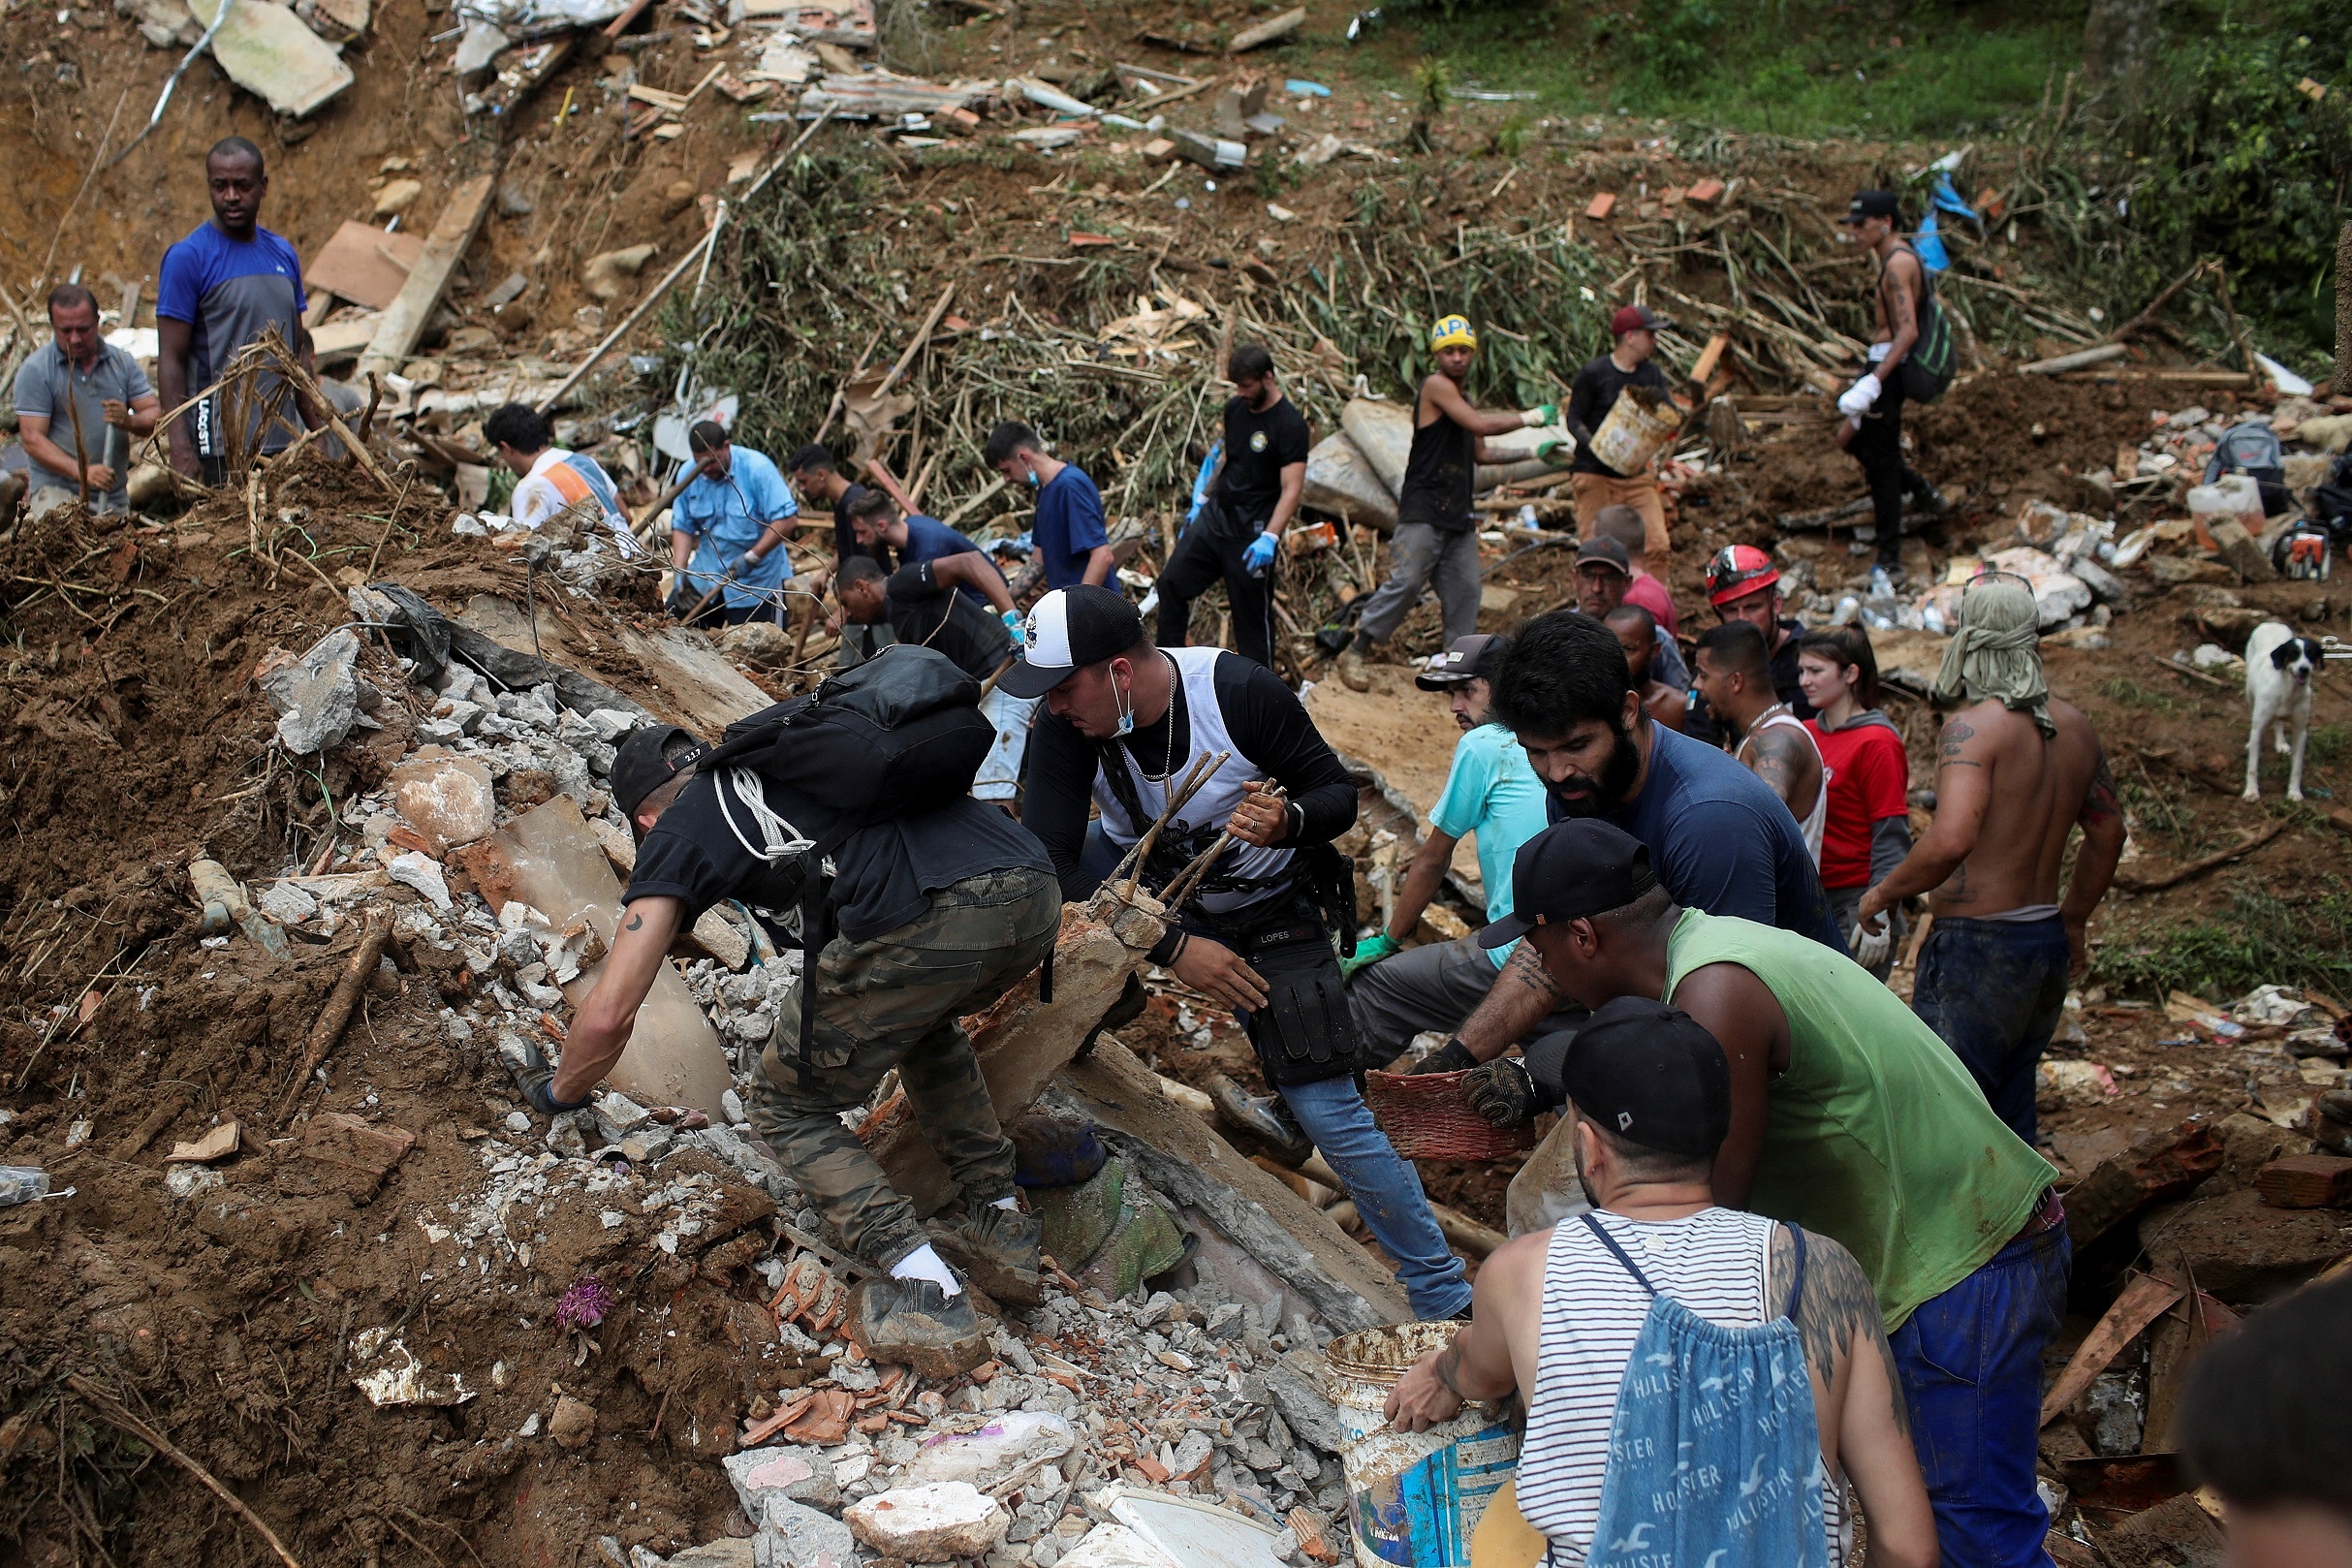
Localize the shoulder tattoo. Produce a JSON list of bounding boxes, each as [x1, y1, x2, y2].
[[1774, 1226, 1906, 1434]]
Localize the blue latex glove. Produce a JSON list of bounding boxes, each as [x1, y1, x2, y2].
[[1001, 608, 1026, 646], [1243, 531, 1280, 575]]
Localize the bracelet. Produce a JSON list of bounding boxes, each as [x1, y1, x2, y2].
[[1169, 930, 1191, 967]]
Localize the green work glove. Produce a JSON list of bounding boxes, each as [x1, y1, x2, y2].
[[1521, 402, 1561, 428], [1534, 438, 1572, 463], [1340, 930, 1400, 980]]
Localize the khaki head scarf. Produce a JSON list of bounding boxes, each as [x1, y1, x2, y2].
[[1934, 576, 2054, 737]]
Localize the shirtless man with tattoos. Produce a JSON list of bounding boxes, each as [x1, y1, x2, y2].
[[1858, 576, 2124, 1144], [1694, 620, 1826, 865]]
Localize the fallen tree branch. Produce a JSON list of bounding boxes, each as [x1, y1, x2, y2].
[[2114, 820, 2287, 894], [277, 908, 392, 1124], [64, 1373, 305, 1568]]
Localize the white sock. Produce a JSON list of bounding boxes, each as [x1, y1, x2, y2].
[[992, 1195, 1020, 1211], [891, 1242, 962, 1297]]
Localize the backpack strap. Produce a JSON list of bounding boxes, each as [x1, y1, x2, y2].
[[1782, 1223, 1807, 1321], [1578, 1212, 1658, 1298]]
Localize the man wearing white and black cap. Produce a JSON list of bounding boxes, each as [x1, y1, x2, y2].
[[507, 711, 1062, 1378], [1009, 585, 1473, 1322], [1343, 634, 1566, 1067]]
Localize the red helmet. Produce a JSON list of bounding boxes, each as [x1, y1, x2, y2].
[[1706, 544, 1780, 608]]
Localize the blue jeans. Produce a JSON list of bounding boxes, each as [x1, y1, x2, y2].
[[1278, 1075, 1473, 1320], [1910, 915, 2071, 1142], [1890, 1206, 2070, 1568]]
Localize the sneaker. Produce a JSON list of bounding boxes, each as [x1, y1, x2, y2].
[[1208, 1072, 1312, 1165], [1907, 477, 1951, 517], [844, 1274, 991, 1379], [929, 1200, 1046, 1307], [1336, 646, 1372, 692]]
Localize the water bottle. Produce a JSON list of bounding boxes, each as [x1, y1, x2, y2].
[[0, 1168, 52, 1207]]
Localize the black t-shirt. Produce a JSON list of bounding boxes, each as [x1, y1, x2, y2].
[[625, 769, 1052, 945], [884, 560, 1013, 680], [1565, 353, 1672, 476], [1022, 651, 1358, 904], [832, 483, 892, 571], [1214, 394, 1312, 528]]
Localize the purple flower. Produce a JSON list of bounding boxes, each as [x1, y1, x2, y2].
[[555, 1276, 615, 1334]]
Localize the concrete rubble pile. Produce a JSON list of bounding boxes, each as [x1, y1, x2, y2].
[[212, 587, 1370, 1568]]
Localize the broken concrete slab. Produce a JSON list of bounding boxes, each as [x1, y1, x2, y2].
[[391, 753, 497, 852], [723, 1443, 841, 1516], [387, 850, 454, 911], [262, 629, 365, 754], [307, 221, 426, 313], [754, 1495, 856, 1568], [843, 1483, 1007, 1560], [187, 0, 355, 117]]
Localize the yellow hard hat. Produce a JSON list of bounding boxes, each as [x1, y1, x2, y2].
[[1429, 314, 1478, 351]]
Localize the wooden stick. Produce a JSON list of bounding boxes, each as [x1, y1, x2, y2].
[[2039, 1271, 2183, 1426], [2148, 651, 2233, 691], [65, 1374, 305, 1568], [1900, 912, 1934, 970], [2114, 820, 2287, 894], [277, 908, 392, 1123], [2109, 260, 2211, 346]]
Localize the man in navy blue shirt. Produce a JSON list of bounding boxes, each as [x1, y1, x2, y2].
[[1416, 610, 1841, 1093], [844, 488, 1006, 612], [985, 421, 1113, 591]]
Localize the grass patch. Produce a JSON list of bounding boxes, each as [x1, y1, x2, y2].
[[2306, 723, 2352, 768], [2095, 875, 2352, 1004], [2097, 677, 2180, 714]]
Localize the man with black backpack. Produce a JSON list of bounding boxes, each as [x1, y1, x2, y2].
[[507, 650, 1061, 1376], [1836, 190, 1953, 595], [1008, 585, 1474, 1322]]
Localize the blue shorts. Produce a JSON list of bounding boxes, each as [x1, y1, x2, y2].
[[1910, 914, 2070, 1143]]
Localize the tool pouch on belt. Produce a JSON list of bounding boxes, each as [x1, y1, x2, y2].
[[1241, 925, 1361, 1087]]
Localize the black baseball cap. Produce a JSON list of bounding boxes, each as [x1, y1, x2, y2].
[[1563, 996, 1734, 1158], [1840, 189, 1899, 224], [997, 585, 1146, 699], [1478, 820, 1658, 949], [1416, 634, 1507, 690], [1575, 537, 1632, 577], [612, 724, 710, 819]]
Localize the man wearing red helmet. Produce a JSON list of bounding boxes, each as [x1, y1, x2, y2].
[[1684, 545, 1814, 746], [1563, 306, 1675, 557]]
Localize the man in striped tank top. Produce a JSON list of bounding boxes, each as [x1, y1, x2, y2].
[[1386, 994, 1935, 1568]]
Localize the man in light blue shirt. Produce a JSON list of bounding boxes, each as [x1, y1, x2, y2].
[[669, 420, 800, 626], [1345, 635, 1566, 1064]]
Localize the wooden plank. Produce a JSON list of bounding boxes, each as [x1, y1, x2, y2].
[[2040, 1270, 2184, 1427], [358, 173, 497, 379], [2063, 1117, 2225, 1247], [1227, 4, 1304, 50], [305, 220, 424, 312]]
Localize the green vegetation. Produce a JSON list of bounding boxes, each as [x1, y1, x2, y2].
[[2097, 876, 2352, 1003], [2095, 677, 2180, 713], [2305, 722, 2351, 767]]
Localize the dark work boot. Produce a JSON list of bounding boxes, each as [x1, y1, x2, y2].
[[1208, 1072, 1312, 1165], [1903, 468, 1950, 517], [929, 1199, 1046, 1306], [844, 1275, 991, 1379]]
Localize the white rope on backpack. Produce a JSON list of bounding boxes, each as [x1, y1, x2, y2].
[[714, 766, 815, 863]]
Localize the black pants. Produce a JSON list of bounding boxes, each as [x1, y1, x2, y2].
[[1850, 374, 1933, 569], [1157, 506, 1275, 671]]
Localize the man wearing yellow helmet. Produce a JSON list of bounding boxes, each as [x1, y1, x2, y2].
[[1338, 317, 1555, 692]]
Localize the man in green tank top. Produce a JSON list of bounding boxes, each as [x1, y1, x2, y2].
[[1478, 818, 2068, 1568]]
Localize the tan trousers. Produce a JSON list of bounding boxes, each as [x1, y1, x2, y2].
[[1569, 470, 1669, 558]]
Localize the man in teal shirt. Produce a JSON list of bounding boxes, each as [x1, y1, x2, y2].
[[1346, 635, 1563, 1065], [668, 420, 800, 627]]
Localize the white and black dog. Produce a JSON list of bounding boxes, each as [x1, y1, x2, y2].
[[2243, 621, 2325, 801]]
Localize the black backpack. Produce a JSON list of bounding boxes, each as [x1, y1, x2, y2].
[[695, 643, 997, 1070], [1895, 245, 1958, 405]]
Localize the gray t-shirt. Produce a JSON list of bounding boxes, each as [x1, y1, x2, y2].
[[13, 340, 153, 508]]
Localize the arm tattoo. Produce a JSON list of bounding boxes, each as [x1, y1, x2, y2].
[[2081, 755, 2121, 828], [1938, 718, 1984, 771], [1505, 939, 1559, 999], [1746, 730, 1808, 809], [624, 913, 643, 931], [1434, 1341, 1467, 1399], [1773, 1227, 1907, 1436]]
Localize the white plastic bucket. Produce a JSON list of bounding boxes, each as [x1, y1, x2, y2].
[[1585, 384, 1682, 475], [1326, 1323, 1521, 1568]]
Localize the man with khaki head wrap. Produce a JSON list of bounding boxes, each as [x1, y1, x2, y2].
[[1857, 576, 2125, 1143]]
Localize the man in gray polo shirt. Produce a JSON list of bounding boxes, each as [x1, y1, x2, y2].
[[14, 283, 159, 517]]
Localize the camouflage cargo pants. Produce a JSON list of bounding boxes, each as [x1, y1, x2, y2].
[[747, 865, 1061, 1270]]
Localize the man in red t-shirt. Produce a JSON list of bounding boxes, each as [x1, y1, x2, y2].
[[1797, 627, 1912, 977]]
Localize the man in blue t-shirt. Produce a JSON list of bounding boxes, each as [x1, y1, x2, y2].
[[668, 421, 800, 626], [157, 137, 313, 484], [1343, 635, 1569, 1065], [844, 487, 1007, 612], [984, 420, 1113, 591], [1415, 611, 1841, 1115]]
